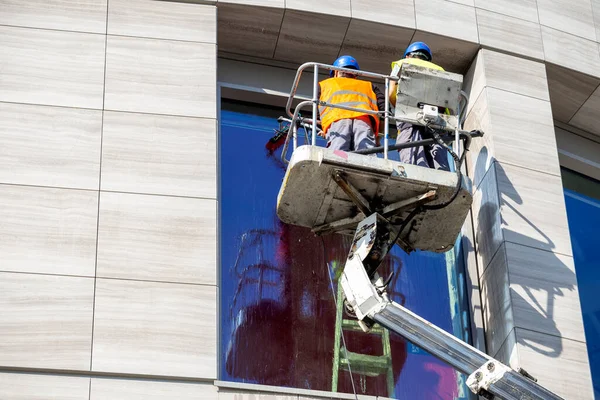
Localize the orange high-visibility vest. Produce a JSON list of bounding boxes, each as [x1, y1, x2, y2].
[[318, 77, 380, 134]]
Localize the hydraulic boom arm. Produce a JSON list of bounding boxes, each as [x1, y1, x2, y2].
[[341, 214, 564, 400]]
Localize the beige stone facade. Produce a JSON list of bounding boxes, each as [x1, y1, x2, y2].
[[1, 0, 599, 398]]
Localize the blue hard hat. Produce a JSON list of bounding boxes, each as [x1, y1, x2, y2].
[[331, 55, 360, 76], [403, 42, 432, 61]]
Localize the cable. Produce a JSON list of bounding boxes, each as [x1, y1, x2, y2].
[[376, 270, 395, 290], [422, 125, 463, 211], [386, 126, 474, 251], [390, 204, 423, 253], [322, 237, 359, 400]]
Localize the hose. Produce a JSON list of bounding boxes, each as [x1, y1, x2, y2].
[[422, 126, 472, 211]]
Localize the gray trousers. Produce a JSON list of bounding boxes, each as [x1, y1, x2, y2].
[[326, 118, 375, 151], [396, 122, 450, 171]]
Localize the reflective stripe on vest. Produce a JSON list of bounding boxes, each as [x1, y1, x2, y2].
[[318, 77, 379, 134], [319, 100, 376, 119]]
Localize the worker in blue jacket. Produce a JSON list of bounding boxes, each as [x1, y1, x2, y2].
[[388, 42, 450, 171]]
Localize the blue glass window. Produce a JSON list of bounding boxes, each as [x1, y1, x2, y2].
[[220, 100, 473, 399], [562, 168, 600, 398]]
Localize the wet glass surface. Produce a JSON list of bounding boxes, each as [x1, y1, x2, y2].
[[220, 101, 472, 399]]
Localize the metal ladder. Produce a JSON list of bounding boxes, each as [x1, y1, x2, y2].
[[331, 282, 394, 397]]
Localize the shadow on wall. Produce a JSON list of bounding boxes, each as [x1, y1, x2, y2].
[[473, 146, 576, 360], [460, 234, 486, 350]]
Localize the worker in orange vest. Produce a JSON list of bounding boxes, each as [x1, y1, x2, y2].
[[388, 42, 450, 171], [318, 55, 385, 151]]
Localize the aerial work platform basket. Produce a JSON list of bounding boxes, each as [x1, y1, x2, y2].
[[277, 145, 472, 253], [276, 61, 475, 253]]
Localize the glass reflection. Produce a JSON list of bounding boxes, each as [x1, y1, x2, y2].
[[220, 100, 472, 399], [562, 168, 600, 398]]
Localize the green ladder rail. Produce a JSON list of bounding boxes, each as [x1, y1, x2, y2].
[[331, 282, 394, 397]]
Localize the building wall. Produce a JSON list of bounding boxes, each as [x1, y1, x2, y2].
[[1, 0, 600, 399], [0, 0, 218, 398], [463, 49, 593, 398]]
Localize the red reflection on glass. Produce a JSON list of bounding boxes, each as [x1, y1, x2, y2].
[[225, 222, 408, 397]]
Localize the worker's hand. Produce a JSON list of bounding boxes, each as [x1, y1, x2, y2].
[[318, 130, 327, 138]]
